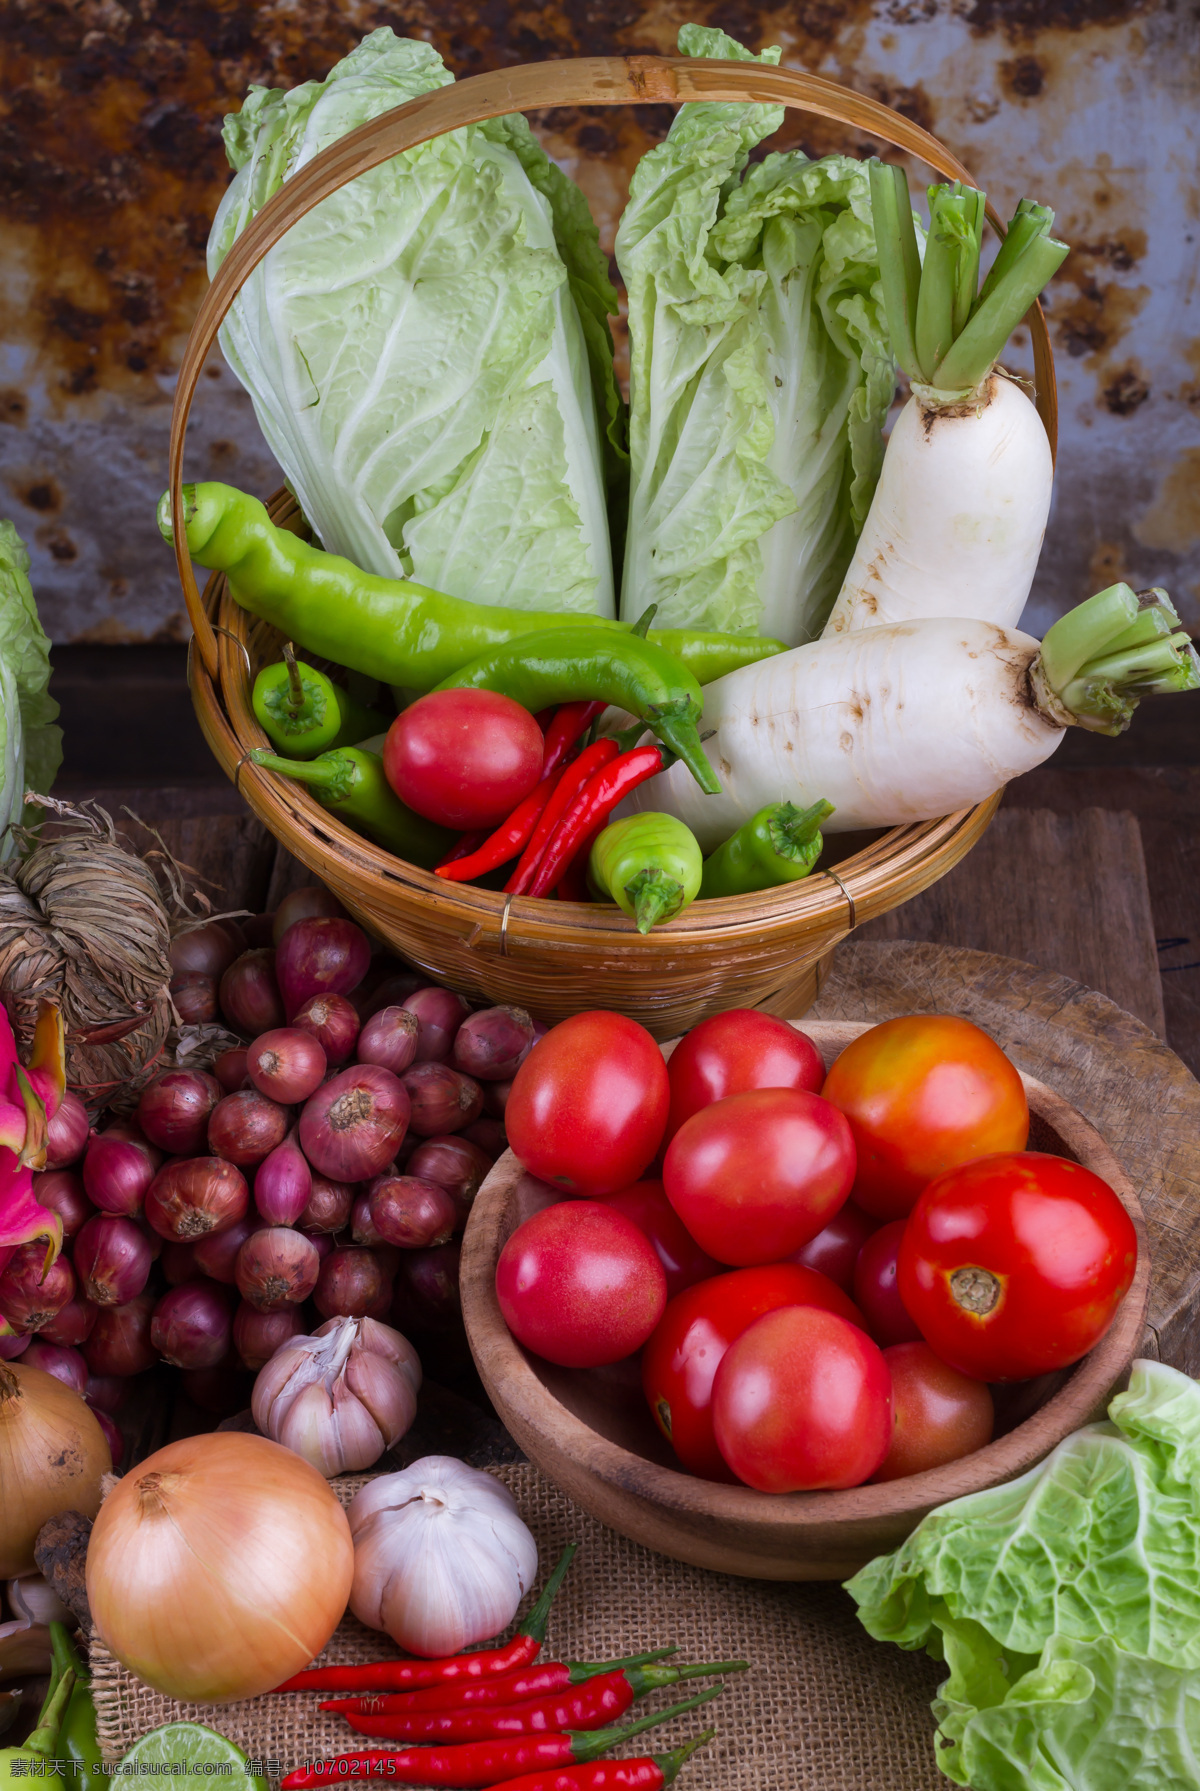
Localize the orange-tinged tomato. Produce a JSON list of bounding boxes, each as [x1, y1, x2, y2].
[[869, 1342, 994, 1482], [821, 1015, 1029, 1220]]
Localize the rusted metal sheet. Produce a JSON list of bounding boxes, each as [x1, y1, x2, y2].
[[1, 0, 1196, 641]]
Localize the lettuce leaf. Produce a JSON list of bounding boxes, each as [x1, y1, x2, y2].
[[0, 521, 62, 858], [209, 29, 618, 617]]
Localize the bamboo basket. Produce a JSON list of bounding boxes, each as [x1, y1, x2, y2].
[[176, 55, 1054, 1039]]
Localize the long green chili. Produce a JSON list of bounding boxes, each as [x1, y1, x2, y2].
[[250, 747, 455, 866], [49, 1626, 103, 1791]]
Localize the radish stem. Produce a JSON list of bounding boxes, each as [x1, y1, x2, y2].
[[1034, 583, 1199, 733], [868, 162, 922, 382]]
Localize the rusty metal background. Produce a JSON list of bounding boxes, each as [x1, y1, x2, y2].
[[2, 0, 1197, 643]]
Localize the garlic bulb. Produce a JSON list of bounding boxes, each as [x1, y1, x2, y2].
[[347, 1457, 537, 1658], [251, 1316, 421, 1477]]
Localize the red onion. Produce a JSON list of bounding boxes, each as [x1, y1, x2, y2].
[[368, 1175, 457, 1249], [313, 1246, 390, 1320], [179, 1359, 254, 1417], [74, 1214, 152, 1307], [22, 1339, 89, 1396], [0, 1243, 76, 1332], [407, 1135, 494, 1219], [351, 1190, 383, 1246], [214, 1047, 251, 1093], [394, 1242, 462, 1332], [32, 1170, 93, 1239], [367, 971, 426, 1015], [276, 917, 371, 1018], [299, 1175, 356, 1235], [44, 1090, 90, 1170], [300, 1063, 410, 1181], [452, 1005, 534, 1081], [144, 1157, 249, 1241], [85, 1372, 129, 1414], [273, 886, 347, 945], [82, 1126, 160, 1216], [208, 1088, 290, 1167], [235, 1227, 320, 1312], [402, 987, 471, 1062], [161, 1241, 198, 1286], [170, 972, 218, 1026], [132, 1212, 163, 1262], [219, 948, 285, 1036], [247, 1028, 327, 1104], [254, 1130, 312, 1227], [356, 1006, 420, 1076], [83, 1291, 159, 1376], [401, 1063, 483, 1138], [90, 1404, 124, 1466], [137, 1068, 223, 1155], [460, 1118, 506, 1159], [151, 1280, 234, 1369], [292, 992, 360, 1065], [242, 913, 277, 949], [38, 1296, 98, 1348], [482, 1079, 513, 1119], [0, 1332, 30, 1359], [233, 1300, 308, 1371], [170, 919, 244, 979], [192, 1213, 257, 1285]]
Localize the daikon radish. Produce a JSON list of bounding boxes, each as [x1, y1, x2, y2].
[[824, 171, 1068, 638], [623, 585, 1198, 843]]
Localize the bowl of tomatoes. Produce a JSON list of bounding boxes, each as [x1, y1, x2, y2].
[[460, 1008, 1150, 1580]]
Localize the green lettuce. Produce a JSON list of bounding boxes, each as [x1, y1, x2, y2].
[[0, 522, 62, 859], [615, 25, 895, 643], [209, 29, 623, 617], [847, 1360, 1200, 1790]]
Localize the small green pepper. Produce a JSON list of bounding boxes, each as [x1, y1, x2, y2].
[[159, 482, 785, 691], [588, 813, 703, 932], [0, 1666, 74, 1791], [251, 747, 455, 868], [699, 799, 834, 898], [252, 645, 390, 758], [49, 1626, 102, 1791]]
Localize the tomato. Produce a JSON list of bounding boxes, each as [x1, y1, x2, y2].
[[506, 1013, 669, 1197], [599, 1181, 722, 1300], [852, 1220, 924, 1347], [711, 1307, 892, 1492], [821, 1015, 1029, 1221], [898, 1151, 1139, 1381], [495, 1200, 667, 1368], [664, 1010, 823, 1141], [641, 1262, 865, 1481], [870, 1342, 994, 1482], [663, 1087, 855, 1266], [791, 1200, 877, 1293], [383, 690, 544, 829]]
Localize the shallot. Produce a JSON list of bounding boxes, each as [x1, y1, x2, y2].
[[43, 1092, 89, 1171], [248, 1029, 327, 1104], [162, 1241, 198, 1285], [214, 1047, 251, 1092], [145, 1157, 249, 1241], [406, 1136, 493, 1219], [83, 1292, 159, 1377], [403, 988, 470, 1063], [170, 972, 218, 1026], [254, 1130, 312, 1227], [0, 1244, 76, 1333], [74, 1214, 153, 1306], [368, 1176, 457, 1250], [137, 1069, 223, 1156], [235, 1228, 321, 1312], [150, 1281, 234, 1370], [208, 1088, 290, 1166], [292, 993, 360, 1065], [394, 1244, 461, 1334], [276, 918, 371, 1017], [83, 1126, 160, 1216], [300, 1064, 409, 1182], [299, 1175, 356, 1235], [234, 1301, 308, 1371], [220, 949, 285, 1035], [31, 1170, 92, 1239], [38, 1297, 98, 1349], [192, 1213, 257, 1284], [170, 919, 243, 979], [90, 1404, 124, 1465], [273, 887, 347, 943], [314, 1247, 391, 1321], [356, 1007, 420, 1076], [401, 1064, 482, 1138], [21, 1340, 89, 1397], [452, 1007, 534, 1081], [252, 1314, 421, 1477]]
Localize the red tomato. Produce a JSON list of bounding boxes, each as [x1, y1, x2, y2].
[[383, 690, 544, 830], [665, 1010, 823, 1141], [870, 1342, 994, 1482], [712, 1307, 892, 1492], [898, 1152, 1139, 1381], [663, 1088, 855, 1267], [495, 1200, 667, 1368], [852, 1220, 924, 1347], [641, 1262, 866, 1481], [791, 1200, 877, 1293], [821, 1015, 1029, 1221], [506, 1013, 669, 1197], [599, 1181, 722, 1300]]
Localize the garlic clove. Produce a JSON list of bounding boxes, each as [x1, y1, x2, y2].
[[6, 1574, 73, 1628], [343, 1346, 418, 1450], [277, 1378, 348, 1478], [0, 1619, 52, 1682], [357, 1317, 423, 1391], [329, 1374, 388, 1475]]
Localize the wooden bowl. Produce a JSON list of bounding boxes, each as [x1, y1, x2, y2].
[[460, 1021, 1150, 1580]]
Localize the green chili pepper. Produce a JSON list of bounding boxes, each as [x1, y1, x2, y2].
[[250, 748, 455, 868], [49, 1626, 102, 1791], [435, 629, 721, 796], [588, 813, 704, 933], [1, 1666, 75, 1791], [252, 644, 390, 758], [699, 799, 834, 899], [159, 483, 785, 691]]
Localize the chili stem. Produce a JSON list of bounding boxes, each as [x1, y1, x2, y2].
[[283, 641, 305, 716]]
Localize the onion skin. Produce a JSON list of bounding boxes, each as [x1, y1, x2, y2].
[[401, 1064, 483, 1139], [214, 1048, 251, 1093], [151, 1282, 235, 1370], [235, 1228, 321, 1312], [208, 1089, 291, 1168], [144, 1158, 249, 1242], [0, 1244, 77, 1333], [21, 1340, 89, 1397], [170, 920, 243, 980], [300, 1065, 410, 1183], [219, 950, 285, 1037], [452, 1006, 534, 1082], [74, 1214, 153, 1307], [44, 1091, 90, 1171], [234, 1301, 309, 1371], [406, 1136, 493, 1221], [276, 918, 372, 1018], [248, 1030, 327, 1105], [191, 1215, 257, 1286], [254, 1131, 312, 1228], [314, 1248, 391, 1321], [0, 1361, 111, 1575], [83, 1293, 159, 1377], [402, 988, 470, 1063], [292, 994, 360, 1067], [273, 887, 347, 945], [82, 1129, 160, 1217], [38, 1296, 99, 1349], [356, 1007, 420, 1077], [368, 1176, 457, 1250], [169, 972, 218, 1026], [137, 1070, 224, 1156], [32, 1170, 93, 1240], [85, 1432, 354, 1701], [299, 1176, 356, 1236]]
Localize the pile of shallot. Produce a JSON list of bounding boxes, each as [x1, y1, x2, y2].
[[0, 886, 539, 1463]]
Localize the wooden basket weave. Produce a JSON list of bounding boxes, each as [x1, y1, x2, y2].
[[175, 55, 1054, 1038]]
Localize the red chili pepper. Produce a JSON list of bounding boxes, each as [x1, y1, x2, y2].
[[483, 1731, 714, 1791], [322, 1649, 675, 1716], [505, 739, 620, 897], [279, 1694, 719, 1790], [541, 702, 607, 781], [338, 1661, 744, 1743], [527, 744, 674, 901], [435, 772, 560, 882], [436, 829, 491, 869], [272, 1547, 575, 1694]]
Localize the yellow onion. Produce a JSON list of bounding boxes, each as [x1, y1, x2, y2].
[[86, 1431, 353, 1702], [0, 1362, 111, 1577]]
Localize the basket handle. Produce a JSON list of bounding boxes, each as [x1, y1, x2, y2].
[[170, 53, 1058, 677]]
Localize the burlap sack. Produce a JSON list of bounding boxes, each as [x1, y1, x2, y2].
[[91, 1462, 946, 1791]]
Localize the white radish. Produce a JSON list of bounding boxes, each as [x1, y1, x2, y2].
[[823, 373, 1052, 637]]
